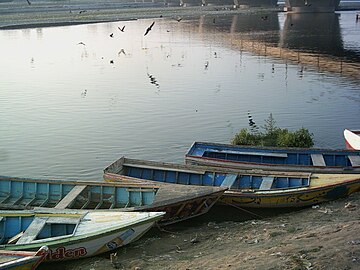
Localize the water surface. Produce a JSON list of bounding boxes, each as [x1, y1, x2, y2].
[[0, 11, 359, 180]]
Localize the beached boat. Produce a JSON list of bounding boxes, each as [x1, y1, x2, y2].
[[185, 141, 360, 173], [104, 157, 360, 208], [0, 176, 224, 225], [0, 246, 48, 270], [0, 208, 164, 261], [344, 129, 360, 150]]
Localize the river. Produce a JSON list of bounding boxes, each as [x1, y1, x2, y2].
[[0, 11, 359, 181]]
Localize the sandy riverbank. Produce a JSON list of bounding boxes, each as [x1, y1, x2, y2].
[[43, 191, 360, 270]]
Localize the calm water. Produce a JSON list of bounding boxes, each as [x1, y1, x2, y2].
[[0, 11, 359, 181]]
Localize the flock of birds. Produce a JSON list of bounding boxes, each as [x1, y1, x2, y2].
[[76, 17, 188, 93], [74, 13, 277, 97]]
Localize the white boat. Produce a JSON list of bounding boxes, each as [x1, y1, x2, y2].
[[0, 208, 164, 261], [344, 129, 360, 150], [0, 246, 48, 270]]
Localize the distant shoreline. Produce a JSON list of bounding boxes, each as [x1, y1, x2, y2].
[[0, 0, 359, 30], [0, 3, 281, 30]]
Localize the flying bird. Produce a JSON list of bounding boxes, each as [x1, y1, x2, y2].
[[110, 33, 114, 38], [81, 89, 87, 98], [26, 0, 31, 5], [176, 17, 182, 22], [144, 21, 155, 36], [118, 49, 126, 56], [77, 42, 86, 46], [118, 26, 125, 32], [147, 72, 160, 88]]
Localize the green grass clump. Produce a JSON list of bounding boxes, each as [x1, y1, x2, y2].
[[231, 113, 314, 148]]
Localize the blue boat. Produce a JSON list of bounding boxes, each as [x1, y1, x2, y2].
[[103, 157, 360, 208], [0, 176, 225, 225], [185, 142, 360, 173]]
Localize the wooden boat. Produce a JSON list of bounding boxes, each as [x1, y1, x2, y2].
[[103, 156, 360, 208], [344, 129, 360, 150], [0, 208, 164, 261], [185, 141, 360, 173], [0, 176, 224, 226], [0, 246, 48, 270]]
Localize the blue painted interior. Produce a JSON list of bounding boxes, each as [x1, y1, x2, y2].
[[189, 142, 360, 167], [123, 166, 309, 190], [0, 215, 76, 244], [38, 223, 76, 239], [0, 177, 157, 209]]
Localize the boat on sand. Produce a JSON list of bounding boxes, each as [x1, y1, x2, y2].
[[103, 156, 360, 208], [0, 246, 48, 270], [0, 175, 223, 225], [0, 208, 164, 261]]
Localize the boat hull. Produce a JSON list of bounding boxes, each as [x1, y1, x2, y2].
[[344, 129, 360, 150], [0, 246, 48, 270], [41, 222, 155, 261], [0, 210, 164, 261], [0, 175, 209, 225], [104, 156, 360, 209], [104, 174, 225, 225], [185, 141, 360, 173], [220, 177, 360, 208]]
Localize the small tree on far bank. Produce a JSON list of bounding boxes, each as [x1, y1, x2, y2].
[[231, 113, 314, 148]]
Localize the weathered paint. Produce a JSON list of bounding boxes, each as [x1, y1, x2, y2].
[[185, 141, 360, 173], [0, 210, 164, 261], [104, 157, 360, 208], [220, 179, 360, 208], [0, 246, 48, 270]]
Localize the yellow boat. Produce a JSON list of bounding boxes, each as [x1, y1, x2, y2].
[[221, 173, 360, 208], [104, 157, 360, 208]]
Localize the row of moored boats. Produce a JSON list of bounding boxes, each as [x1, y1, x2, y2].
[[1, 129, 360, 269]]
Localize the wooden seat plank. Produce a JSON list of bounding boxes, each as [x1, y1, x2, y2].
[[348, 155, 360, 167], [259, 177, 274, 190], [221, 174, 237, 188], [311, 154, 326, 167], [47, 217, 79, 224], [17, 217, 47, 244], [55, 185, 87, 209]]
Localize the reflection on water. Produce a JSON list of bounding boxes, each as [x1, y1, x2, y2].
[[281, 13, 344, 55], [0, 12, 359, 181]]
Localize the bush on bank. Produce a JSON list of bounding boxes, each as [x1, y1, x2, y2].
[[231, 113, 314, 148]]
